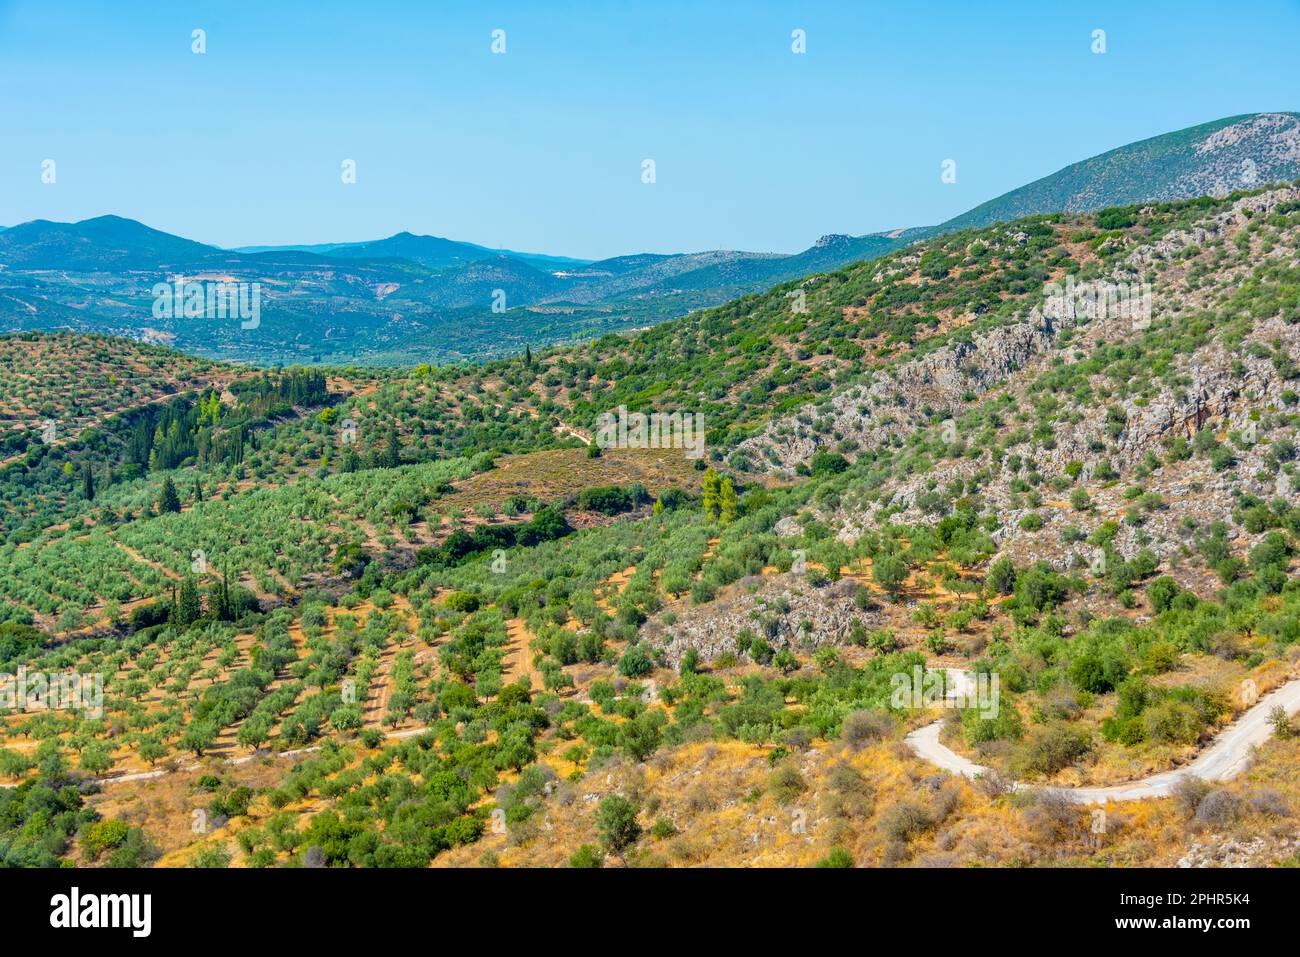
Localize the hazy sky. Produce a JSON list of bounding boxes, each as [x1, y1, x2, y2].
[[3, 0, 1299, 258]]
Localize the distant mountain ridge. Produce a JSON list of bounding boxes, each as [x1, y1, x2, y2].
[[0, 215, 223, 270], [234, 232, 593, 273], [1, 113, 1296, 365]]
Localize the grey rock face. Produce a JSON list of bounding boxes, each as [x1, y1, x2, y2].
[[642, 572, 874, 666]]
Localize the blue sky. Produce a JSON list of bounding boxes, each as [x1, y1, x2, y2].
[[3, 0, 1298, 259]]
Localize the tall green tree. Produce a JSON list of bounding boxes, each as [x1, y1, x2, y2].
[[719, 476, 738, 523], [212, 564, 233, 621], [158, 477, 181, 514], [702, 468, 721, 519], [175, 576, 201, 625]]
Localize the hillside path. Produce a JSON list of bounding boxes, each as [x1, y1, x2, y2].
[[904, 669, 1300, 804]]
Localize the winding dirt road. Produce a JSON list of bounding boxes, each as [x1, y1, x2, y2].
[[904, 669, 1300, 804]]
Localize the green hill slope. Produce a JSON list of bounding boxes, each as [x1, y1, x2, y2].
[[937, 112, 1300, 233]]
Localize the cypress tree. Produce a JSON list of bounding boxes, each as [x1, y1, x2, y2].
[[702, 468, 721, 519], [719, 476, 738, 523], [213, 564, 233, 621], [159, 477, 182, 514], [176, 576, 201, 626]]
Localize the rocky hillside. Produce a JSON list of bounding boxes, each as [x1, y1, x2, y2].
[[732, 186, 1299, 579]]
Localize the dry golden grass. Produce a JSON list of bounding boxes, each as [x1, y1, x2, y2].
[[435, 729, 1300, 869]]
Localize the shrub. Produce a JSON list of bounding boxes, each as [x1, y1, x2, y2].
[[443, 591, 480, 613], [986, 556, 1017, 595], [880, 800, 933, 842], [1249, 788, 1291, 818], [973, 769, 1015, 798], [747, 637, 774, 665], [190, 844, 232, 868], [617, 644, 653, 678], [828, 762, 873, 802], [1095, 207, 1135, 230], [81, 819, 130, 857], [569, 844, 604, 868], [650, 816, 679, 839], [783, 725, 814, 750], [1172, 776, 1213, 817], [1008, 723, 1091, 777], [1142, 641, 1179, 674], [577, 484, 651, 515], [1021, 788, 1081, 842], [867, 628, 899, 652], [1014, 563, 1070, 613], [1146, 576, 1182, 613], [810, 451, 850, 476], [1194, 789, 1242, 826], [1269, 706, 1295, 740], [1142, 700, 1202, 745], [961, 703, 1024, 745], [840, 710, 892, 749], [596, 795, 641, 854], [1067, 654, 1125, 694], [767, 763, 808, 805], [816, 846, 854, 868]]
